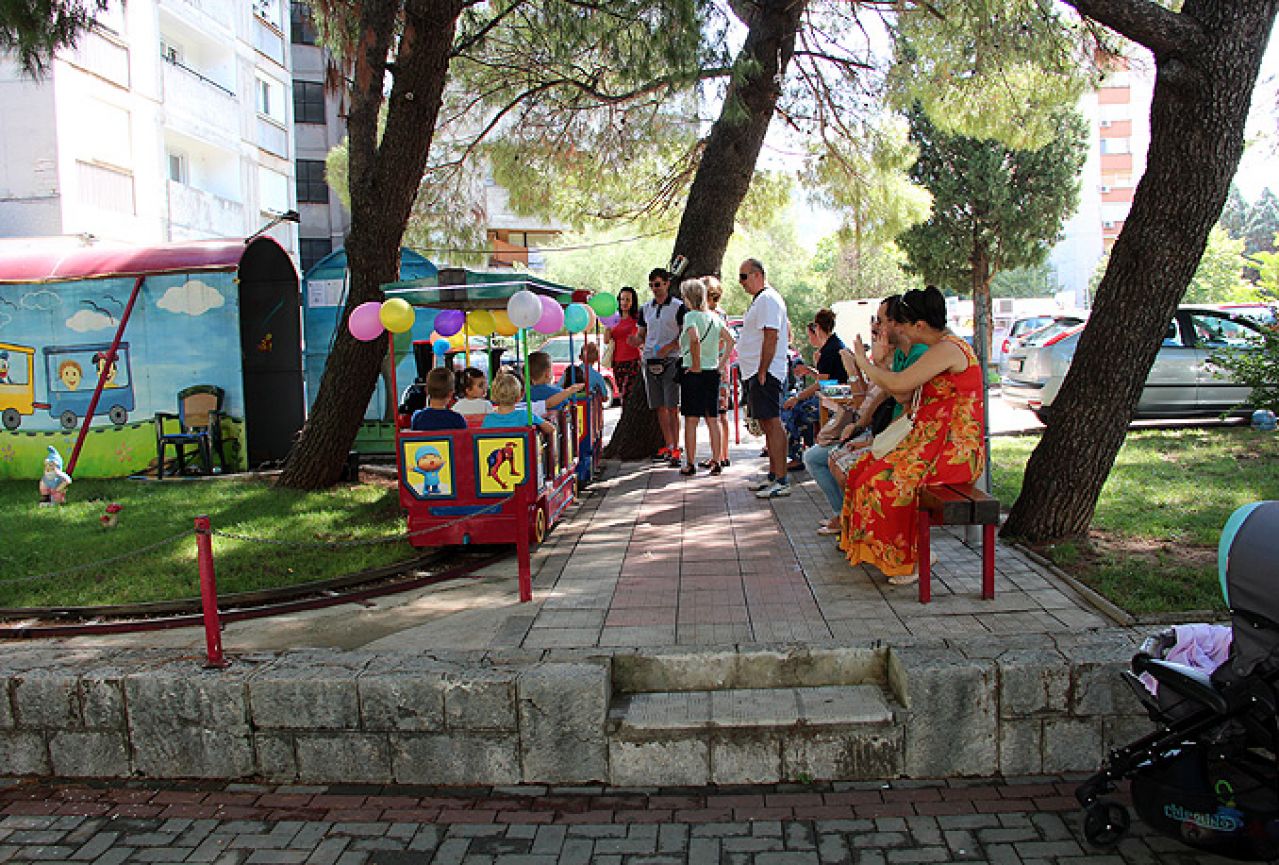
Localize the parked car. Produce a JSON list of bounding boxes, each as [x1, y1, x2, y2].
[[994, 315, 1056, 365], [1001, 306, 1269, 424], [536, 335, 619, 405], [997, 315, 1088, 381]]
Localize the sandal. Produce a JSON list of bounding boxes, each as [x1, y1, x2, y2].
[[888, 572, 919, 587], [699, 458, 715, 468], [709, 461, 722, 476], [816, 524, 840, 536], [720, 458, 730, 467], [679, 464, 696, 476]]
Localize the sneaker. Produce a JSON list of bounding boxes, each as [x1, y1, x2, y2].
[[755, 479, 792, 499], [747, 474, 776, 491], [653, 446, 671, 462]]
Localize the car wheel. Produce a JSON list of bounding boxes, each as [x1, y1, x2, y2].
[[1, 408, 19, 431], [59, 410, 78, 431], [1033, 406, 1053, 426]]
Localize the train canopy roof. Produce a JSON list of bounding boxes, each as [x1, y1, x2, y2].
[[0, 238, 293, 285], [383, 267, 577, 310]]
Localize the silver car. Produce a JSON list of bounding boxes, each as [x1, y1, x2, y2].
[[1001, 306, 1268, 424]]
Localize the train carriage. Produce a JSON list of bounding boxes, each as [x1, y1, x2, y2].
[[386, 268, 606, 601]]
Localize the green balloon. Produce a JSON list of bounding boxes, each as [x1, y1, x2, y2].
[[589, 293, 618, 317]]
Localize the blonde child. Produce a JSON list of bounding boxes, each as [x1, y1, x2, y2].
[[483, 372, 555, 436]]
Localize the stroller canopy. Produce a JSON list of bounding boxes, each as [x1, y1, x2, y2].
[[1219, 500, 1279, 676]]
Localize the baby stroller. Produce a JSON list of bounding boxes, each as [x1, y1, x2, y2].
[[1076, 501, 1279, 861]]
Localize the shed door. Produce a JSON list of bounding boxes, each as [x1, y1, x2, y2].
[[239, 241, 304, 466]]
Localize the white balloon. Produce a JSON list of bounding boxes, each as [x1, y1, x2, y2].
[[507, 290, 542, 330]]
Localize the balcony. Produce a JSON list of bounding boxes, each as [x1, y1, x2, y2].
[[158, 0, 233, 33], [167, 179, 246, 239], [161, 57, 239, 149]]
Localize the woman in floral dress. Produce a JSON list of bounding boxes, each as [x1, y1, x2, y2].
[[839, 286, 985, 586]]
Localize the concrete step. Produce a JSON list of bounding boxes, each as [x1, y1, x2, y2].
[[610, 685, 893, 733], [611, 645, 888, 694], [606, 684, 903, 784]]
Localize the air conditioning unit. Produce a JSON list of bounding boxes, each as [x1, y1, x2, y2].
[[994, 298, 1015, 316], [1103, 220, 1117, 229], [1100, 185, 1112, 193], [1100, 119, 1113, 128]]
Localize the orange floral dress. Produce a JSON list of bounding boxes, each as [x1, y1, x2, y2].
[[839, 335, 985, 577]]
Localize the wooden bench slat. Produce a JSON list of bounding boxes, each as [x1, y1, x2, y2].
[[919, 485, 973, 524], [947, 483, 1001, 525]]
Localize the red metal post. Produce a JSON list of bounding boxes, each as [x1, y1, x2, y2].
[[917, 510, 931, 604], [195, 515, 229, 668], [515, 504, 532, 602], [982, 523, 996, 599], [67, 275, 145, 475]]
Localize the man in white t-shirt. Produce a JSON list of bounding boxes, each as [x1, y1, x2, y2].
[[736, 257, 792, 499]]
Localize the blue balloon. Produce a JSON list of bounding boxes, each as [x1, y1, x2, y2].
[[433, 339, 451, 355]]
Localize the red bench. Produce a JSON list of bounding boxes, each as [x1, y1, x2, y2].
[[917, 483, 1000, 603]]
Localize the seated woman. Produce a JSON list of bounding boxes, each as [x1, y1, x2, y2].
[[839, 286, 985, 586], [783, 308, 847, 471]]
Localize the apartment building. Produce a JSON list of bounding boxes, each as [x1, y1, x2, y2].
[[1049, 55, 1154, 305], [0, 0, 297, 258]]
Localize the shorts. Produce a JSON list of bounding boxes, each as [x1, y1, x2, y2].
[[679, 370, 720, 417], [642, 358, 680, 409], [743, 372, 783, 421]]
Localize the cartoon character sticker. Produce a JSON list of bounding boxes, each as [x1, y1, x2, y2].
[[476, 436, 527, 496], [402, 439, 453, 499]]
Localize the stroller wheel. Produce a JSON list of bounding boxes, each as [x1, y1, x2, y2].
[[1083, 800, 1131, 848]]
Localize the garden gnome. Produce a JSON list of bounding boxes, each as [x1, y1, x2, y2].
[[39, 446, 72, 506]]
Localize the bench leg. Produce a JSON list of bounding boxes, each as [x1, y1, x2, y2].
[[982, 523, 996, 599], [918, 510, 931, 604]]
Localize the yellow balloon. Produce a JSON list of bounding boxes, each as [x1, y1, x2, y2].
[[492, 309, 518, 336], [448, 331, 467, 350], [379, 298, 416, 333], [468, 309, 495, 335]]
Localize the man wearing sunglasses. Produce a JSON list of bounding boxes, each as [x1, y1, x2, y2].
[[736, 258, 791, 498], [633, 267, 685, 465]]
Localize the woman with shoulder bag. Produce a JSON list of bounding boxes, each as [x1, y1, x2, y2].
[[605, 286, 642, 401], [676, 278, 727, 476], [838, 286, 985, 586]]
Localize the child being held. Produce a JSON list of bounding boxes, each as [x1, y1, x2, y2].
[[483, 372, 555, 436], [410, 367, 467, 431], [527, 351, 585, 408], [453, 367, 493, 416], [558, 342, 610, 399]]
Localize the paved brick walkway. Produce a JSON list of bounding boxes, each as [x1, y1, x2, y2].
[[0, 776, 1232, 864]]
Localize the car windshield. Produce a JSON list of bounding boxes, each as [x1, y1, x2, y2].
[[1023, 319, 1084, 347], [538, 339, 575, 362], [1012, 316, 1054, 337]]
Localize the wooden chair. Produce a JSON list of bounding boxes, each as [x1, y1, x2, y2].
[[155, 385, 226, 479]]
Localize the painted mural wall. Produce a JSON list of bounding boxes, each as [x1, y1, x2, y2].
[[0, 272, 247, 479]]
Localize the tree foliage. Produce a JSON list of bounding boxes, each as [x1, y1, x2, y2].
[[0, 0, 105, 77]]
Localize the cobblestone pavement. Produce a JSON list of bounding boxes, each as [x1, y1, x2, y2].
[[0, 776, 1235, 864]]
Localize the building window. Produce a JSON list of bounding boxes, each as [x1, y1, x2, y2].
[[300, 237, 333, 273], [167, 151, 187, 184], [296, 159, 329, 203], [259, 165, 290, 213], [1100, 137, 1130, 155], [290, 3, 318, 45], [256, 74, 286, 123], [293, 81, 325, 124], [253, 0, 281, 30]]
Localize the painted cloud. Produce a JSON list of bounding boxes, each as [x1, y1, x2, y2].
[[20, 289, 60, 310], [66, 309, 115, 333], [157, 279, 225, 316]]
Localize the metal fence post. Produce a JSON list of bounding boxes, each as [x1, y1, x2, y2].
[[194, 515, 229, 668]]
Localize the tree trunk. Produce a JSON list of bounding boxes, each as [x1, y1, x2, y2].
[[1003, 0, 1279, 541], [277, 0, 464, 489], [670, 0, 805, 278], [970, 245, 992, 366], [602, 378, 663, 459]]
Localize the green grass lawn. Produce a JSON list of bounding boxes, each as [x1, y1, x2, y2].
[[991, 427, 1279, 615], [0, 476, 418, 609]]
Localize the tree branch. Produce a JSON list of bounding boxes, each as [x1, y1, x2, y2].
[[1060, 0, 1202, 56]]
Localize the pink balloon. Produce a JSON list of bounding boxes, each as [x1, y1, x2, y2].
[[348, 302, 385, 341], [534, 295, 564, 334]]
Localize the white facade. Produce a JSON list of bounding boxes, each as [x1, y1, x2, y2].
[[0, 0, 297, 259], [1048, 54, 1155, 307]]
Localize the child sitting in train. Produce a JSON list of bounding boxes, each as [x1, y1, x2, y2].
[[558, 342, 609, 399], [527, 351, 585, 408], [453, 367, 493, 416], [410, 367, 467, 431], [483, 372, 555, 437]]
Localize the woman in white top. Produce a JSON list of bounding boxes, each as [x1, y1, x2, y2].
[[677, 278, 731, 476]]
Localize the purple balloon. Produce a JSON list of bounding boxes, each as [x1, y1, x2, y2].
[[534, 295, 564, 334], [348, 302, 385, 341], [434, 308, 465, 337], [600, 313, 621, 328]]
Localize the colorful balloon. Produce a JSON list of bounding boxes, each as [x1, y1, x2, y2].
[[600, 313, 621, 328], [492, 309, 518, 337], [449, 331, 467, 350], [507, 290, 542, 330], [467, 309, 495, 335], [348, 302, 384, 341], [433, 338, 451, 355], [379, 298, 415, 333], [434, 308, 465, 337], [589, 292, 618, 317], [534, 295, 564, 334], [564, 303, 591, 334]]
